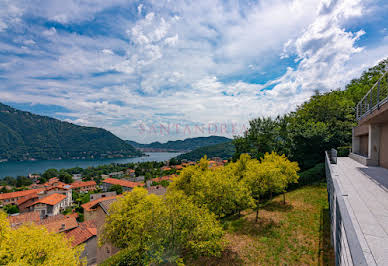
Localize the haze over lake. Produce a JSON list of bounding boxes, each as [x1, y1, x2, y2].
[[0, 152, 181, 178]]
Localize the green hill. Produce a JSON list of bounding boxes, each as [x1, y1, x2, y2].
[[127, 136, 231, 152], [176, 141, 235, 161], [0, 103, 142, 161]]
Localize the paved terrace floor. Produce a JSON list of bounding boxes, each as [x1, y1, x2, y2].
[[332, 157, 388, 265]]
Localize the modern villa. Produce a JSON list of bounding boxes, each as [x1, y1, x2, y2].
[[326, 71, 388, 265]]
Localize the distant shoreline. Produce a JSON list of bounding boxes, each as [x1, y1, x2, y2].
[[0, 152, 181, 178]]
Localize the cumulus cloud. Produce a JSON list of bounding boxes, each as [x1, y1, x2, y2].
[[0, 0, 387, 142]]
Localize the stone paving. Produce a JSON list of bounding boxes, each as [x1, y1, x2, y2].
[[331, 157, 388, 265]]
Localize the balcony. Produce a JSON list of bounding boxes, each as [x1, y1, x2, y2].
[[352, 70, 388, 169], [326, 152, 388, 265]]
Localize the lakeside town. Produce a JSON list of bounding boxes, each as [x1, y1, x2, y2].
[[0, 157, 227, 265]]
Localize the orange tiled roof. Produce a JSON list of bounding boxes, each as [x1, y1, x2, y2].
[[151, 175, 174, 182], [103, 178, 144, 188], [8, 212, 41, 228], [66, 220, 97, 247], [70, 180, 96, 189], [16, 192, 39, 205], [161, 166, 171, 171], [81, 195, 119, 212], [0, 189, 44, 200], [30, 193, 66, 206], [174, 165, 183, 170], [39, 216, 78, 233]]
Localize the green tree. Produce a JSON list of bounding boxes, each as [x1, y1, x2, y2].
[[0, 211, 84, 265], [3, 204, 19, 214], [100, 188, 224, 264], [58, 170, 73, 184], [42, 168, 59, 180], [170, 157, 255, 217], [109, 184, 123, 195]]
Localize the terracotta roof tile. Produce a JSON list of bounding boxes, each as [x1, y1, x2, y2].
[[30, 193, 66, 206], [81, 195, 119, 212], [0, 189, 44, 200], [7, 212, 41, 228], [16, 192, 39, 205], [66, 220, 97, 247], [70, 180, 96, 189], [151, 175, 174, 182], [103, 178, 144, 188], [39, 216, 78, 233]]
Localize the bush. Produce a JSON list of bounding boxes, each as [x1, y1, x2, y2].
[[337, 146, 351, 157], [289, 163, 325, 189]]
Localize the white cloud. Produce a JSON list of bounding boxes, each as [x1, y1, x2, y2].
[[0, 0, 387, 142], [102, 49, 114, 55]]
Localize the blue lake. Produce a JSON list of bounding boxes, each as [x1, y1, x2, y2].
[[0, 152, 181, 178]]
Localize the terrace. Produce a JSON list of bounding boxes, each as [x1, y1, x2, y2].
[[326, 153, 388, 265]]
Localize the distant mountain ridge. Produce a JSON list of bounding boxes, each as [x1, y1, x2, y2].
[[127, 136, 231, 152], [175, 141, 235, 161], [0, 103, 142, 161]]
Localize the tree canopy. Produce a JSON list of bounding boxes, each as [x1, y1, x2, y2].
[[0, 211, 84, 265], [100, 187, 224, 264]]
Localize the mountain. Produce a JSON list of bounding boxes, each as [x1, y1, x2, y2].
[[0, 103, 142, 161], [126, 136, 231, 152], [175, 141, 235, 161]]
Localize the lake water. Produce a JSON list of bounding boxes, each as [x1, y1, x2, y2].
[[0, 152, 181, 178]]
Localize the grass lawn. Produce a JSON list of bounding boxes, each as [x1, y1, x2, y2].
[[190, 183, 334, 265]]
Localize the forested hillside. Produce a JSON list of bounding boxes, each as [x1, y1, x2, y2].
[[176, 141, 235, 161], [127, 136, 231, 151], [0, 103, 142, 161], [233, 58, 387, 170]]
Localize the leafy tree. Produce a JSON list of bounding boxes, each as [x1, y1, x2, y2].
[[170, 157, 255, 217], [3, 204, 19, 214], [260, 152, 300, 204], [100, 188, 224, 264], [109, 184, 123, 195], [0, 211, 84, 265], [58, 170, 73, 184], [42, 168, 59, 180], [15, 176, 32, 187]]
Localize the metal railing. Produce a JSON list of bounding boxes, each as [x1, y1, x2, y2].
[[356, 71, 388, 121], [325, 151, 367, 266]]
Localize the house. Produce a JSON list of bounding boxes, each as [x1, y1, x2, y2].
[[351, 70, 388, 169], [90, 191, 116, 201], [82, 196, 120, 264], [42, 184, 72, 208], [72, 174, 82, 181], [66, 220, 97, 265], [26, 193, 68, 218], [17, 192, 40, 213], [0, 188, 44, 207], [127, 175, 144, 182], [28, 174, 40, 182], [71, 181, 97, 192], [326, 72, 388, 265], [101, 178, 144, 192], [108, 171, 124, 178], [173, 165, 183, 170], [161, 166, 171, 171], [150, 175, 175, 184], [125, 168, 135, 177], [101, 174, 110, 179], [8, 211, 41, 228], [37, 214, 79, 233]]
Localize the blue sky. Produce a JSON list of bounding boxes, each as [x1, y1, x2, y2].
[[0, 0, 387, 143]]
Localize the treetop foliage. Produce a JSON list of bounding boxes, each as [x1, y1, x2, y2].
[[0, 211, 84, 265]]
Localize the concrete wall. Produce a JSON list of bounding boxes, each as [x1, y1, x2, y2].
[[359, 135, 369, 157], [380, 123, 388, 169]]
